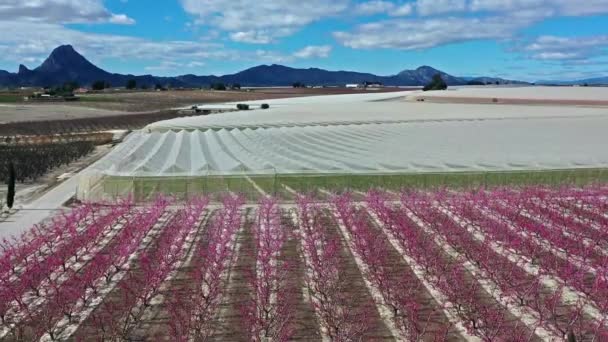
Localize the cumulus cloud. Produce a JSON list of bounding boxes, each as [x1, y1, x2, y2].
[[180, 0, 348, 43], [355, 1, 396, 15], [391, 4, 414, 16], [109, 14, 136, 25], [293, 45, 332, 59], [334, 0, 608, 53], [398, 0, 608, 17], [469, 0, 608, 16], [521, 35, 608, 61], [0, 0, 135, 24], [415, 0, 467, 16], [334, 16, 532, 50], [229, 28, 296, 44]]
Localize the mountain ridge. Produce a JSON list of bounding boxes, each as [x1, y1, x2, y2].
[[537, 76, 608, 86], [0, 45, 527, 88]]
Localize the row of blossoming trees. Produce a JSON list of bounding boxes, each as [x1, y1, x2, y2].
[[0, 185, 607, 340]]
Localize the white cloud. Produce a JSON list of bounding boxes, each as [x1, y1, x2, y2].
[[470, 0, 608, 16], [521, 35, 608, 61], [180, 0, 348, 43], [355, 1, 396, 15], [0, 0, 135, 24], [230, 31, 273, 44], [334, 16, 532, 50], [293, 45, 332, 59], [334, 0, 608, 51], [229, 29, 295, 44], [391, 4, 413, 16], [401, 0, 608, 17], [415, 0, 467, 16], [109, 14, 135, 25]]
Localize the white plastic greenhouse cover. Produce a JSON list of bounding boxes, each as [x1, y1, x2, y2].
[[146, 97, 608, 132], [79, 88, 608, 178], [86, 113, 608, 177]]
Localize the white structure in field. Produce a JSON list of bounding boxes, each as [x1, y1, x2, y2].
[[77, 87, 608, 199]]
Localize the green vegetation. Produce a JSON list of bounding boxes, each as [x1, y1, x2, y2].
[[45, 82, 79, 97], [292, 82, 306, 88], [211, 83, 227, 91], [0, 94, 24, 103], [92, 80, 111, 90], [126, 79, 137, 90], [423, 74, 448, 91]]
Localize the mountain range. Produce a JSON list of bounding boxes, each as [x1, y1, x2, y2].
[[0, 45, 528, 88], [536, 76, 608, 86]]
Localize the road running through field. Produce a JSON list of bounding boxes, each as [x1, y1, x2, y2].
[[0, 174, 80, 239]]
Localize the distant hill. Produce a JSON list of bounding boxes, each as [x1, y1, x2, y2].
[[461, 76, 528, 85], [0, 45, 527, 88], [537, 76, 608, 86]]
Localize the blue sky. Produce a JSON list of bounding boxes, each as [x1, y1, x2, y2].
[[0, 0, 607, 81]]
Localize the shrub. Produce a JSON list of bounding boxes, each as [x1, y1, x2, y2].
[[211, 83, 226, 91], [126, 79, 137, 90], [261, 103, 270, 109], [236, 104, 250, 110], [423, 74, 448, 91], [92, 81, 108, 91]]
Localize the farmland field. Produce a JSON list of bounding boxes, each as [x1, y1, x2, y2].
[[1, 185, 607, 341]]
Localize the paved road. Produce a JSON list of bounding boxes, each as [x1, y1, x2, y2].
[[0, 175, 79, 240]]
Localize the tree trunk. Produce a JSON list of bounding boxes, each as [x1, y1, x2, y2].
[[7, 162, 15, 209]]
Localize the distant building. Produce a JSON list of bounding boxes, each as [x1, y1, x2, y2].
[[74, 87, 89, 94], [345, 84, 360, 88]]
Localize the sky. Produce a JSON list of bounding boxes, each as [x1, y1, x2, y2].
[[0, 0, 607, 82]]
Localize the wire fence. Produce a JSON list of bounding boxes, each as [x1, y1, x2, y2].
[[76, 168, 608, 203]]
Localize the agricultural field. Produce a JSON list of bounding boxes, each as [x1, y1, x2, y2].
[[0, 142, 94, 182], [71, 88, 406, 113], [1, 185, 607, 341], [0, 110, 207, 136]]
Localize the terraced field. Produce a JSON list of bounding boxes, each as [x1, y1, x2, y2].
[[1, 185, 607, 341]]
